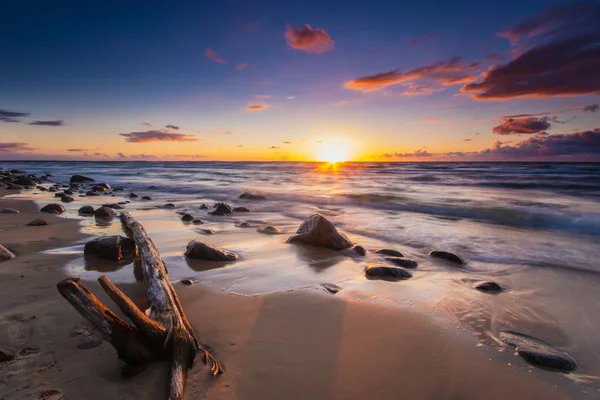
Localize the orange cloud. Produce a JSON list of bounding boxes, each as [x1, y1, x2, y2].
[[248, 104, 268, 111], [205, 48, 227, 64], [285, 24, 334, 54]]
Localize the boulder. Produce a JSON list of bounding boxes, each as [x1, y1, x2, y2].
[[40, 203, 65, 214], [37, 186, 48, 191], [102, 203, 123, 209], [164, 203, 175, 208], [209, 202, 233, 216], [199, 204, 209, 209], [85, 190, 100, 196], [374, 248, 404, 257], [364, 264, 412, 280], [70, 175, 95, 184], [239, 192, 266, 201], [286, 214, 353, 250], [192, 219, 204, 225], [236, 222, 251, 228], [94, 206, 116, 218], [184, 240, 238, 261], [257, 225, 282, 234], [92, 186, 107, 193], [385, 257, 418, 269], [55, 192, 66, 198], [27, 219, 48, 226], [64, 189, 73, 195], [78, 205, 95, 215], [129, 192, 139, 198], [428, 251, 464, 265], [142, 196, 152, 200], [95, 183, 111, 189], [0, 348, 15, 362], [499, 331, 577, 372], [233, 207, 250, 212], [474, 281, 504, 293], [84, 235, 136, 261], [181, 214, 194, 222], [0, 244, 16, 262], [352, 245, 366, 256], [0, 208, 20, 214], [13, 177, 37, 186], [61, 196, 75, 203]]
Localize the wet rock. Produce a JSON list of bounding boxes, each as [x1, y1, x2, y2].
[[13, 177, 38, 186], [61, 195, 75, 203], [199, 204, 209, 209], [184, 240, 238, 261], [92, 185, 107, 193], [197, 229, 215, 235], [70, 175, 95, 184], [78, 205, 95, 215], [321, 283, 341, 294], [37, 186, 48, 191], [94, 206, 116, 218], [192, 219, 204, 225], [27, 219, 48, 226], [164, 203, 175, 208], [181, 279, 194, 285], [48, 186, 57, 192], [85, 190, 100, 196], [257, 225, 282, 234], [428, 250, 464, 265], [385, 257, 418, 269], [239, 192, 266, 201], [142, 196, 152, 200], [352, 245, 366, 256], [236, 221, 252, 228], [286, 214, 353, 250], [54, 192, 66, 198], [129, 192, 139, 198], [39, 389, 64, 400], [0, 244, 16, 262], [181, 213, 194, 222], [95, 183, 111, 189], [0, 348, 15, 362], [499, 331, 577, 372], [365, 264, 412, 280], [7, 183, 24, 190], [233, 206, 250, 212], [102, 203, 123, 209], [209, 202, 233, 216], [41, 203, 65, 214], [84, 235, 136, 261], [374, 248, 404, 257], [474, 281, 504, 293], [0, 208, 20, 214], [64, 189, 73, 195]]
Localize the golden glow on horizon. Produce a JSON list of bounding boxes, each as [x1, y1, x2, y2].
[[317, 138, 351, 162]]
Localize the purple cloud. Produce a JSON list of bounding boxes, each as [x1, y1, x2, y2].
[[493, 117, 552, 135], [165, 124, 180, 130], [119, 129, 198, 143], [285, 24, 335, 54], [0, 142, 34, 152], [29, 120, 65, 126]]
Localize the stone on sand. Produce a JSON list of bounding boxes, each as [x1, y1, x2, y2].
[[428, 250, 464, 265], [321, 283, 342, 294], [374, 248, 404, 257], [365, 264, 412, 280], [84, 235, 136, 261], [70, 174, 95, 184], [209, 202, 233, 216], [181, 213, 194, 222], [78, 205, 95, 215], [385, 257, 418, 268], [233, 206, 250, 212], [239, 192, 266, 200], [27, 219, 48, 226], [499, 331, 577, 372], [0, 244, 16, 262], [257, 225, 282, 234], [352, 245, 366, 256], [94, 206, 116, 218], [40, 203, 65, 214], [61, 195, 75, 203], [474, 281, 504, 293], [0, 208, 20, 214], [286, 214, 353, 250], [184, 240, 238, 261]]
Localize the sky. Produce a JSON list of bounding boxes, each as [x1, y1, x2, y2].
[[1, 0, 599, 162]]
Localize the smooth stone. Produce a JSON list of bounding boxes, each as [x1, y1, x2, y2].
[[164, 203, 175, 208], [142, 196, 152, 200], [385, 257, 418, 268], [70, 174, 95, 184], [321, 283, 342, 294], [129, 192, 139, 198], [181, 214, 194, 222], [352, 245, 366, 256], [374, 248, 404, 257], [257, 225, 282, 234], [184, 240, 238, 261], [286, 214, 353, 250], [64, 189, 73, 195], [0, 208, 20, 214], [78, 205, 95, 215], [365, 264, 412, 280], [197, 229, 215, 235], [428, 250, 464, 265], [474, 281, 504, 293], [86, 190, 100, 196], [13, 177, 37, 186], [0, 244, 16, 262], [102, 203, 123, 209], [84, 235, 136, 261], [92, 186, 107, 193], [192, 219, 204, 225], [41, 203, 65, 214], [239, 192, 266, 200], [181, 279, 194, 285], [37, 186, 48, 191], [95, 183, 111, 189], [209, 202, 233, 215], [236, 222, 252, 228], [499, 331, 577, 372], [0, 348, 15, 362], [233, 206, 250, 212], [27, 219, 48, 226], [54, 192, 66, 198], [94, 206, 116, 218], [61, 195, 75, 203], [199, 204, 209, 209]]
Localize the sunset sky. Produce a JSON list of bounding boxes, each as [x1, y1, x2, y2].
[[1, 0, 599, 161]]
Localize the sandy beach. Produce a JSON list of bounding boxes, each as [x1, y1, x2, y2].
[[0, 183, 580, 400]]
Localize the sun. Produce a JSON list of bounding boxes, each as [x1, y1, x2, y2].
[[317, 139, 351, 163]]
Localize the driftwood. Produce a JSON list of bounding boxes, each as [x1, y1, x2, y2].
[[57, 212, 223, 400]]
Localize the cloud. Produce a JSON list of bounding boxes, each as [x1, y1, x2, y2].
[[285, 24, 334, 54], [584, 104, 599, 112], [388, 149, 433, 158], [402, 84, 444, 96], [142, 122, 153, 127], [0, 108, 29, 123], [248, 104, 268, 111], [254, 94, 271, 99], [270, 146, 280, 149], [502, 104, 600, 118], [93, 152, 109, 157], [205, 48, 227, 64], [29, 120, 65, 126], [236, 63, 252, 71], [119, 129, 198, 143], [206, 129, 232, 135], [165, 124, 180, 130], [283, 141, 293, 144], [345, 57, 481, 92], [67, 148, 89, 152], [464, 139, 473, 141], [485, 53, 505, 62], [493, 117, 552, 135], [0, 142, 34, 152], [407, 33, 435, 46], [117, 152, 127, 158]]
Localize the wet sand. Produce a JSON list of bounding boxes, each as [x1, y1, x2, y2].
[[0, 192, 576, 399]]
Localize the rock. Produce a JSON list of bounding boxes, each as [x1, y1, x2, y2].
[[102, 203, 123, 209], [6, 183, 24, 190], [365, 264, 412, 280], [61, 195, 75, 203], [209, 202, 233, 215], [181, 279, 194, 285], [84, 235, 136, 261], [192, 219, 204, 225], [0, 348, 15, 362], [199, 204, 209, 209], [27, 219, 48, 226], [38, 389, 64, 400], [41, 203, 65, 214], [181, 214, 194, 222], [197, 229, 215, 235], [499, 331, 577, 372], [13, 177, 37, 186], [129, 192, 139, 198], [233, 206, 250, 212], [54, 192, 66, 198], [37, 186, 48, 191], [236, 222, 251, 228], [239, 192, 266, 200], [95, 183, 111, 189], [78, 205, 95, 215], [352, 245, 366, 256], [92, 185, 107, 193], [142, 196, 152, 200], [286, 214, 353, 250], [474, 281, 504, 293], [64, 189, 73, 195], [257, 225, 282, 234], [0, 208, 20, 214], [321, 283, 342, 294], [385, 257, 418, 269], [374, 248, 404, 257], [164, 203, 175, 208], [48, 186, 57, 192], [70, 175, 95, 184], [94, 206, 116, 218], [0, 244, 15, 262], [121, 364, 146, 378], [184, 240, 238, 261], [428, 250, 464, 265], [85, 190, 100, 196]]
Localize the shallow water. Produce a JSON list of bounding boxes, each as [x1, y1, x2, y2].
[[5, 160, 600, 393]]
